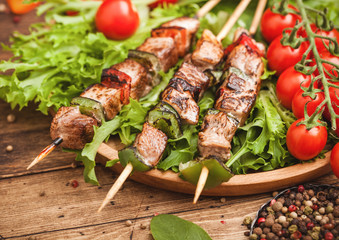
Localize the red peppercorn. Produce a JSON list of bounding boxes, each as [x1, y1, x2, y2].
[[307, 222, 315, 230], [270, 199, 276, 206], [220, 220, 225, 224], [71, 179, 79, 188], [257, 217, 266, 224], [298, 185, 305, 193], [12, 15, 21, 24], [288, 204, 297, 212], [312, 204, 318, 211], [325, 232, 334, 240], [292, 231, 302, 239]]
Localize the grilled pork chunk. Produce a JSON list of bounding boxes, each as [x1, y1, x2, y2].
[[151, 26, 187, 57], [50, 107, 97, 149], [134, 123, 168, 167], [191, 29, 224, 71], [162, 17, 200, 53], [81, 84, 124, 121], [198, 110, 238, 160], [114, 59, 148, 100], [173, 62, 210, 101], [137, 37, 178, 72], [225, 44, 264, 80], [162, 86, 200, 125]]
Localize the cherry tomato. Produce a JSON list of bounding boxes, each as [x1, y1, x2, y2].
[[330, 143, 339, 178], [149, 0, 178, 9], [267, 34, 309, 75], [276, 66, 313, 110], [286, 119, 327, 160], [6, 0, 40, 14], [292, 89, 324, 119], [95, 0, 139, 40], [310, 24, 339, 54], [260, 4, 301, 43], [310, 51, 339, 78], [323, 82, 339, 121]]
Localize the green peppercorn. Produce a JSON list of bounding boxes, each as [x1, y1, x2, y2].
[[243, 216, 252, 225], [249, 233, 258, 240], [304, 206, 313, 215], [288, 224, 298, 234], [325, 205, 334, 214]]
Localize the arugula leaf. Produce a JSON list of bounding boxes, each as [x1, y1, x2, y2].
[[150, 214, 212, 240]]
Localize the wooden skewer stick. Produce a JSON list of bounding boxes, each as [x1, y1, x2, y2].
[[193, 166, 209, 204], [216, 0, 252, 42], [98, 162, 133, 213], [26, 0, 222, 172], [195, 0, 221, 19], [97, 0, 222, 212], [249, 0, 267, 35], [193, 0, 268, 205], [27, 137, 63, 170]]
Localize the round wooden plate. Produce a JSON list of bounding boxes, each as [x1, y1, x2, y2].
[[96, 141, 332, 196]]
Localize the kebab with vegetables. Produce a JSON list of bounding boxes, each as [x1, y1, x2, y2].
[[27, 0, 224, 169], [98, 0, 254, 212]]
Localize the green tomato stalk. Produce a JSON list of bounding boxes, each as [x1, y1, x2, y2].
[[281, 0, 339, 130]]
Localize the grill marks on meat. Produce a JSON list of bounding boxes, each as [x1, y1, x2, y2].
[[162, 86, 200, 125], [191, 29, 224, 71], [198, 31, 265, 162], [113, 59, 148, 100], [215, 67, 260, 125], [50, 107, 98, 149], [134, 123, 168, 167], [137, 37, 178, 72], [198, 110, 238, 160], [162, 17, 200, 54]]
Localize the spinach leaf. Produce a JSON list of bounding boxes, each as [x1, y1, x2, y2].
[[150, 214, 212, 240]]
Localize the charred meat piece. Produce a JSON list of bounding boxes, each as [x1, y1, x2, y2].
[[225, 44, 264, 80], [137, 37, 178, 72], [191, 29, 224, 71], [162, 17, 200, 53], [151, 26, 187, 57], [162, 86, 200, 125], [173, 62, 210, 101], [134, 123, 168, 167], [198, 109, 238, 160], [50, 106, 97, 149], [113, 59, 148, 100], [80, 84, 125, 121]]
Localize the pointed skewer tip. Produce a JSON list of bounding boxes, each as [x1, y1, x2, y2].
[[193, 166, 209, 204], [98, 162, 134, 212]]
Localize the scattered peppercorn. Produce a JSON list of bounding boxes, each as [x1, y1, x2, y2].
[[125, 220, 132, 226], [247, 185, 338, 240], [7, 114, 16, 123], [6, 145, 13, 152], [71, 180, 79, 188]]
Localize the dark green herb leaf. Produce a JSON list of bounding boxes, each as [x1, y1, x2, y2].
[[150, 214, 212, 240]]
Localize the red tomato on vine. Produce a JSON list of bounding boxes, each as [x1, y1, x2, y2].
[[260, 4, 301, 43], [310, 24, 339, 54], [267, 34, 309, 75], [286, 119, 327, 160], [310, 51, 339, 78], [95, 0, 139, 40], [292, 90, 324, 119], [330, 143, 339, 178], [276, 66, 313, 110]]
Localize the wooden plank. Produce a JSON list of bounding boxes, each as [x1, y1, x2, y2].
[[0, 100, 76, 178], [1, 164, 337, 239]]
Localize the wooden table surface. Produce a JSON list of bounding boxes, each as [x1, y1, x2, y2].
[[0, 2, 338, 240]]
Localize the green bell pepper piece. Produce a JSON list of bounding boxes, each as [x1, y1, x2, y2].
[[118, 147, 151, 172], [179, 158, 234, 189], [147, 102, 182, 139], [71, 97, 105, 124]]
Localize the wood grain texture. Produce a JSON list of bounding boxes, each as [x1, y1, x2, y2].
[[97, 141, 332, 196]]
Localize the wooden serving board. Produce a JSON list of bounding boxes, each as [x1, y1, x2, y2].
[[96, 139, 332, 196]]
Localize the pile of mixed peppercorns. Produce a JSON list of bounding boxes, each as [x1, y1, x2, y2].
[[244, 184, 339, 240]]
